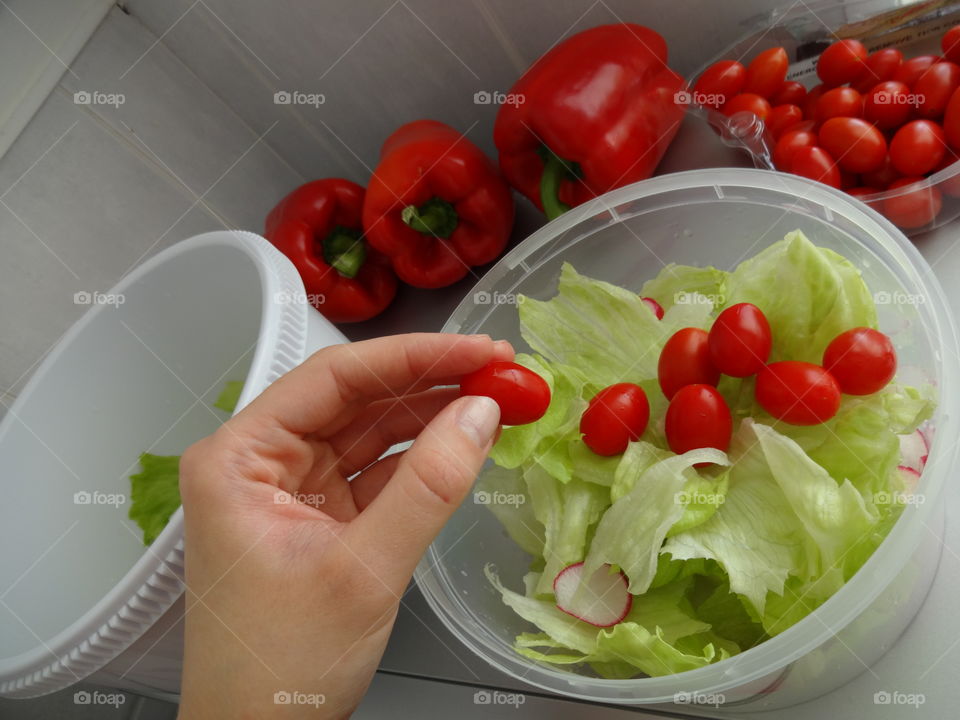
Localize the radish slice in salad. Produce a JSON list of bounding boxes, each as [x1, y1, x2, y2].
[[553, 562, 631, 627], [899, 429, 928, 472], [897, 465, 921, 494]]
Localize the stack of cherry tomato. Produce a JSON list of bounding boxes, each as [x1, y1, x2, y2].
[[694, 28, 960, 229]]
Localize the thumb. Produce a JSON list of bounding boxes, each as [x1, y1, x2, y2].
[[348, 395, 500, 591]]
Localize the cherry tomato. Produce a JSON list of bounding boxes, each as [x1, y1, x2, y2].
[[943, 26, 960, 65], [755, 361, 841, 425], [772, 81, 807, 106], [658, 327, 721, 399], [744, 47, 789, 98], [933, 150, 960, 197], [694, 60, 746, 108], [790, 146, 842, 188], [665, 384, 733, 456], [914, 61, 960, 117], [803, 84, 828, 119], [579, 383, 650, 456], [889, 119, 946, 175], [862, 80, 914, 130], [822, 327, 896, 396], [861, 154, 901, 188], [838, 168, 858, 190], [773, 129, 817, 170], [942, 85, 960, 150], [818, 117, 887, 173], [882, 177, 943, 229], [817, 39, 868, 86], [707, 303, 772, 377], [642, 296, 664, 320], [815, 87, 863, 123], [846, 186, 882, 211], [767, 104, 804, 138], [459, 360, 550, 425], [722, 92, 772, 120], [852, 48, 904, 93], [892, 55, 938, 86]]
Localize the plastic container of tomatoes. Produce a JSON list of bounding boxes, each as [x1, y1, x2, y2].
[[688, 0, 960, 235], [415, 167, 959, 709]]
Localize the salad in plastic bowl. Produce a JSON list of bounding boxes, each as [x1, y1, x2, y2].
[[464, 229, 934, 680]]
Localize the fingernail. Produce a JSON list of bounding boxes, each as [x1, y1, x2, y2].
[[469, 333, 491, 341], [493, 339, 514, 355], [457, 396, 500, 447]]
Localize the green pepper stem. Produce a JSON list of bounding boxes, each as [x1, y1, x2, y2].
[[401, 197, 459, 239], [322, 226, 366, 278], [540, 151, 571, 220]]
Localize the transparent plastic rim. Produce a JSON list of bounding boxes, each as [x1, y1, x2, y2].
[[416, 169, 960, 703]]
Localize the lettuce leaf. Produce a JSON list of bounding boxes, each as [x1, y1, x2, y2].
[[128, 453, 181, 545]]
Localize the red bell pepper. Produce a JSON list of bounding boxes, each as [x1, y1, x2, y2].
[[494, 24, 686, 219], [362, 120, 514, 288], [265, 178, 397, 323]]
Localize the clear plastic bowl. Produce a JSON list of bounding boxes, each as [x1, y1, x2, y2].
[[415, 168, 960, 709], [688, 0, 960, 236]]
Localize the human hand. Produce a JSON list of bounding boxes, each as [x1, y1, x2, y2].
[[175, 333, 512, 719]]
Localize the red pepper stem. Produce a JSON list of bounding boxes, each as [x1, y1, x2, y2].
[[540, 151, 572, 220], [401, 197, 459, 239], [322, 226, 366, 278]]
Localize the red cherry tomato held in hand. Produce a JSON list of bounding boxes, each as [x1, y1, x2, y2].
[[803, 84, 828, 119], [823, 327, 897, 396], [852, 48, 904, 93], [744, 47, 789, 98], [889, 120, 947, 175], [943, 26, 960, 64], [790, 146, 842, 188], [861, 154, 901, 188], [694, 60, 747, 108], [708, 303, 772, 378], [817, 39, 868, 87], [815, 87, 863, 123], [883, 177, 943, 229], [774, 129, 817, 170], [642, 296, 664, 319], [755, 361, 841, 425], [767, 104, 804, 138], [818, 117, 887, 173], [580, 383, 651, 456], [722, 93, 772, 120], [914, 61, 960, 117], [772, 81, 807, 106], [665, 384, 733, 456], [459, 361, 550, 426], [658, 327, 721, 400], [892, 55, 938, 86], [863, 81, 913, 130]]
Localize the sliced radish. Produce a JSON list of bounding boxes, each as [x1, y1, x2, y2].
[[897, 465, 921, 494], [641, 296, 664, 320], [553, 562, 631, 628], [899, 430, 928, 472]]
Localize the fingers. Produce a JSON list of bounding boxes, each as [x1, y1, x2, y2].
[[329, 387, 459, 476], [347, 395, 500, 591], [231, 333, 513, 437]]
